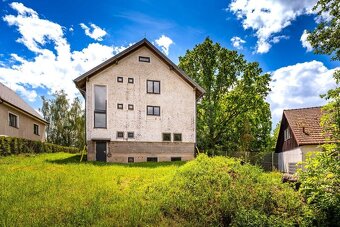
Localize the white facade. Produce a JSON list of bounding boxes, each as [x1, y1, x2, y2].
[[278, 145, 321, 173], [85, 46, 196, 143]]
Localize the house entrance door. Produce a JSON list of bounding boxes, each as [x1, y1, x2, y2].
[[96, 141, 107, 162]]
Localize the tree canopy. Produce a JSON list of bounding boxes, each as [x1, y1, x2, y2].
[[179, 38, 272, 155]]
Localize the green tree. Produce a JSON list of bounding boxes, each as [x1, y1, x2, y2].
[[179, 38, 271, 156], [41, 90, 85, 149], [307, 0, 339, 61]]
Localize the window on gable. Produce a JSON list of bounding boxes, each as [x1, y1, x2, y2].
[[147, 106, 160, 116], [128, 78, 134, 84], [33, 124, 39, 135], [147, 80, 160, 94], [9, 113, 18, 128], [139, 56, 150, 63], [117, 77, 123, 83], [94, 85, 107, 128], [284, 128, 291, 141], [162, 133, 171, 142], [174, 133, 182, 142]]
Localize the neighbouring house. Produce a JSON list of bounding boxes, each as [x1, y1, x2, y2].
[[73, 38, 205, 163], [0, 82, 47, 141], [275, 106, 329, 174]]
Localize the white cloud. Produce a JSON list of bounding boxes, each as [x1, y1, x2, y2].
[[79, 23, 106, 41], [229, 0, 317, 53], [0, 2, 127, 103], [267, 61, 338, 125], [155, 35, 173, 55], [231, 36, 246, 49], [300, 30, 313, 52]]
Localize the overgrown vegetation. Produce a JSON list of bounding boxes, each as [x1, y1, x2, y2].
[[0, 136, 79, 156], [298, 145, 340, 226], [0, 153, 316, 226]]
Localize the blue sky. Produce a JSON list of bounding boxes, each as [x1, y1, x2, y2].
[[0, 0, 338, 127]]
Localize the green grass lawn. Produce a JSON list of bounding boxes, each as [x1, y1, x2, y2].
[[0, 153, 183, 226]]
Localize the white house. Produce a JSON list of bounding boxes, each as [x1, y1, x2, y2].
[[73, 38, 205, 163], [275, 107, 328, 173]]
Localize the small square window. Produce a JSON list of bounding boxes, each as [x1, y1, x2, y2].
[[162, 133, 171, 142], [147, 157, 158, 162], [117, 131, 124, 138], [139, 56, 150, 63], [174, 133, 182, 142], [128, 157, 134, 163], [128, 132, 134, 138], [117, 77, 123, 83], [128, 78, 134, 84], [33, 124, 39, 135], [171, 157, 182, 161], [117, 103, 123, 109], [128, 104, 134, 110]]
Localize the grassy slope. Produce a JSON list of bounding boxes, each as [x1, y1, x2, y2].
[[0, 153, 183, 226]]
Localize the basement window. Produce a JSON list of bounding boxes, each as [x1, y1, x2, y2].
[[139, 56, 150, 63], [162, 133, 171, 142], [128, 132, 134, 139], [147, 157, 158, 162], [171, 157, 182, 161], [128, 157, 134, 163]]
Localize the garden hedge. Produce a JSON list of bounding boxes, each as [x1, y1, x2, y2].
[[0, 136, 80, 156]]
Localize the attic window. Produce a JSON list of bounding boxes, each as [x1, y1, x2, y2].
[[139, 56, 150, 63], [284, 128, 291, 141]]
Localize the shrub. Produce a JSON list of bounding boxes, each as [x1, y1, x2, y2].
[[150, 154, 311, 226], [0, 136, 80, 156], [297, 144, 340, 226]]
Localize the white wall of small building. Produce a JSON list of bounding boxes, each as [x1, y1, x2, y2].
[[278, 145, 322, 173], [85, 46, 196, 143]]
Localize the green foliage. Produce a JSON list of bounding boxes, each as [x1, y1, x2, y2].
[[153, 154, 311, 226], [179, 38, 272, 156], [298, 145, 340, 226], [0, 153, 315, 226], [0, 136, 79, 156], [307, 0, 340, 61], [41, 90, 85, 149]]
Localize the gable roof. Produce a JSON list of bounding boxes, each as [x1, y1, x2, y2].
[[0, 82, 47, 124], [282, 106, 327, 146], [73, 38, 205, 99]]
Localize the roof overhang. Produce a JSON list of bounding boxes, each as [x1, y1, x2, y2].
[[73, 38, 205, 100]]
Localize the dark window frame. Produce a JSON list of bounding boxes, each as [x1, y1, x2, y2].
[[174, 133, 182, 142], [128, 132, 134, 139], [147, 105, 160, 116], [33, 124, 39, 135], [147, 80, 160, 94], [8, 113, 18, 128], [117, 103, 123, 109], [128, 157, 134, 163], [128, 78, 134, 84], [128, 104, 134, 110], [139, 56, 150, 63], [171, 157, 182, 161], [117, 77, 123, 83], [162, 133, 171, 142], [94, 85, 107, 128], [147, 157, 158, 162], [117, 131, 124, 138]]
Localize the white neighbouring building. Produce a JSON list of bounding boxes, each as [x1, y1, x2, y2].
[[74, 38, 205, 163], [275, 107, 330, 173]]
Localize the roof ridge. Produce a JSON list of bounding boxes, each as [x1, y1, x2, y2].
[[283, 106, 322, 111]]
